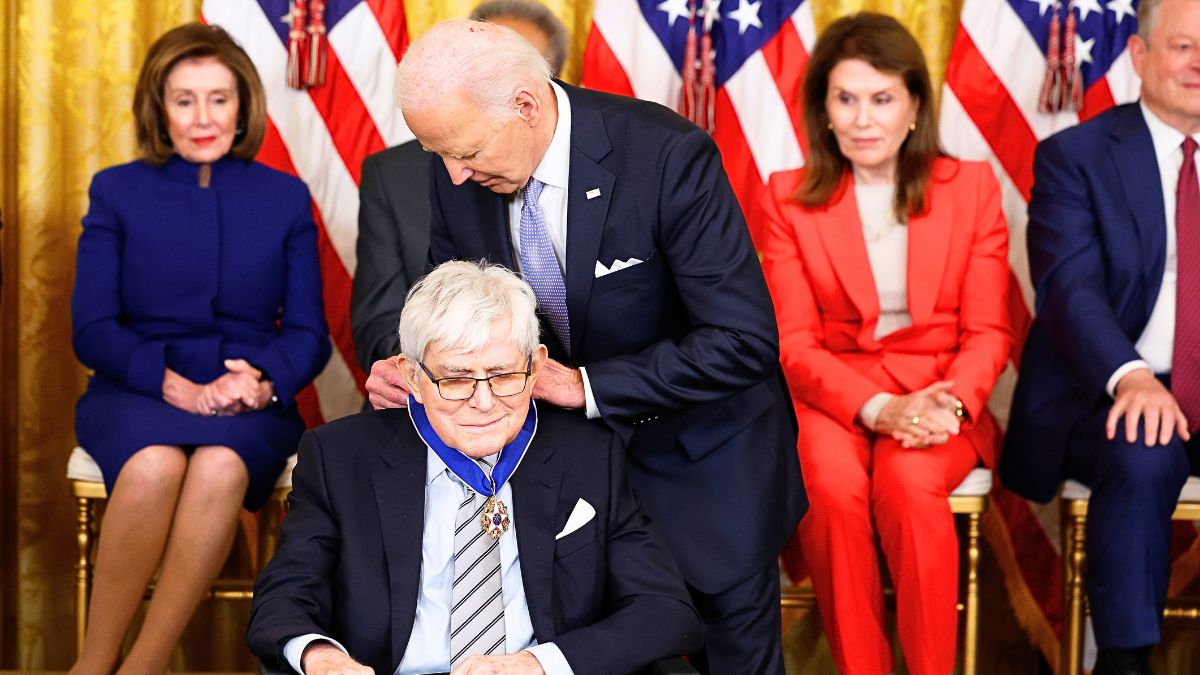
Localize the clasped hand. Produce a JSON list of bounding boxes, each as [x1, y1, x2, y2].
[[162, 359, 274, 416], [872, 381, 962, 448]]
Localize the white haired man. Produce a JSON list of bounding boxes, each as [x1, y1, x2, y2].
[[248, 261, 702, 675], [365, 20, 807, 674], [351, 0, 569, 373]]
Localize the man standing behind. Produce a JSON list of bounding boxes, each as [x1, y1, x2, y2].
[[1003, 1, 1200, 673], [367, 20, 807, 675], [350, 0, 569, 372]]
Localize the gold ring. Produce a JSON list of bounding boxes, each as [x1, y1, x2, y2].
[[910, 415, 921, 426]]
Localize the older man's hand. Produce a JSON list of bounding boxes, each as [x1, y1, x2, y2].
[[366, 356, 412, 409], [532, 358, 585, 410], [450, 651, 545, 675], [300, 641, 374, 675], [1109, 368, 1191, 447]]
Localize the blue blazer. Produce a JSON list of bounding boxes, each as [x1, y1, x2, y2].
[[246, 407, 704, 675], [1003, 103, 1173, 503], [427, 83, 807, 593]]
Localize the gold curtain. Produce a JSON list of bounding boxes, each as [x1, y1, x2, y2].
[[0, 0, 1025, 670]]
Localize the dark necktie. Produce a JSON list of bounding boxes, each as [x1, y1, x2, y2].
[[518, 178, 571, 356], [1173, 136, 1200, 430]]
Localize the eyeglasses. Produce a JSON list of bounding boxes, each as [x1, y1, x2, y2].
[[418, 357, 533, 401]]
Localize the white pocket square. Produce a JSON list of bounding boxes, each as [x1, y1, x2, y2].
[[593, 257, 644, 278], [555, 498, 596, 539]]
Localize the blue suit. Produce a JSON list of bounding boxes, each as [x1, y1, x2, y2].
[[72, 156, 331, 509], [1003, 103, 1195, 647], [427, 83, 805, 673]]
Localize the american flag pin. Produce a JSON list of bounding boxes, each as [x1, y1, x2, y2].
[[586, 188, 601, 200]]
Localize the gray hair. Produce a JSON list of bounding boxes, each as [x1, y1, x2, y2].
[[395, 20, 552, 121], [399, 260, 540, 362], [469, 0, 569, 77], [1138, 0, 1164, 43]]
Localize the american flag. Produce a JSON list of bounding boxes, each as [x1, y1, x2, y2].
[[199, 0, 414, 425], [582, 0, 816, 245], [940, 0, 1199, 665]]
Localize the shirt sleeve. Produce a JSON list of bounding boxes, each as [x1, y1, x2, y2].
[[282, 634, 349, 675], [526, 642, 575, 675], [579, 367, 600, 420], [858, 392, 895, 430], [1107, 359, 1153, 398]]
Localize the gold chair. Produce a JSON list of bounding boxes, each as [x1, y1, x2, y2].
[[1059, 475, 1200, 675], [67, 446, 296, 656], [779, 466, 991, 675]]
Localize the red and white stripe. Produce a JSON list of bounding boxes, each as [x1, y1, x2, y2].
[[202, 0, 412, 424], [583, 0, 815, 244]]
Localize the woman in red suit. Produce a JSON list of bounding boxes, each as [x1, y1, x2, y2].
[[760, 13, 1011, 675]]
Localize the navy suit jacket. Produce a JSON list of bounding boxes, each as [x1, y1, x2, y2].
[[246, 406, 703, 675], [350, 140, 433, 371], [1003, 102, 1193, 502], [427, 83, 806, 593]]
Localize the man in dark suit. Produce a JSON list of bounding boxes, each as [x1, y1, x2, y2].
[[248, 261, 701, 675], [1002, 1, 1200, 672], [367, 20, 806, 674], [351, 0, 569, 374]]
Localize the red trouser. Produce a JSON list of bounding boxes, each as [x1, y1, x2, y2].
[[794, 407, 977, 675]]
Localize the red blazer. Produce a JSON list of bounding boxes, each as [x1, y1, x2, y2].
[[760, 158, 1012, 467]]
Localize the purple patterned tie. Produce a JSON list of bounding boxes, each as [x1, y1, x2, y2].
[[1173, 137, 1200, 430], [519, 178, 571, 355]]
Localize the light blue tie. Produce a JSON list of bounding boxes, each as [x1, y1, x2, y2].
[[518, 178, 571, 355]]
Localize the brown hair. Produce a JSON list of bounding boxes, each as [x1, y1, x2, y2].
[[796, 12, 940, 218], [133, 23, 267, 164]]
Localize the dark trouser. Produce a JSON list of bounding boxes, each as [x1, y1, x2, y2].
[[1068, 402, 1193, 648], [686, 562, 784, 675]]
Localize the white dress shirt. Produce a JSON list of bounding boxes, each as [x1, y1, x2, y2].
[[283, 446, 572, 675], [1105, 102, 1200, 397], [505, 82, 601, 419], [853, 183, 913, 429]]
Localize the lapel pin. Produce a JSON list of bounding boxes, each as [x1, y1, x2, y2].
[[586, 188, 601, 200]]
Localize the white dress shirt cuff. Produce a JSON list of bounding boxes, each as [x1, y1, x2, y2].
[[1107, 360, 1153, 398], [579, 366, 600, 420], [859, 392, 895, 431], [526, 642, 575, 675], [283, 634, 349, 675]]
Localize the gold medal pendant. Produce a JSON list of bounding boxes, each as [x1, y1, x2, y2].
[[480, 495, 511, 540]]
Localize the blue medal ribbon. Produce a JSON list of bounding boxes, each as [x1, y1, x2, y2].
[[407, 395, 537, 496]]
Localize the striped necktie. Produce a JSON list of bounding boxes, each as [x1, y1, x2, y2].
[[1174, 137, 1200, 430], [519, 177, 571, 356], [449, 459, 506, 669]]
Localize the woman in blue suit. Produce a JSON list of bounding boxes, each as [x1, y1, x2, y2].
[[69, 24, 329, 675]]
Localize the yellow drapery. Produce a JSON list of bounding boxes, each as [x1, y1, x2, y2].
[[10, 2, 1189, 673]]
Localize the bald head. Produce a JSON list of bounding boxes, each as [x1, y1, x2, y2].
[[395, 19, 552, 121]]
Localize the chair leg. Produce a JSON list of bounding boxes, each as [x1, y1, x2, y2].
[[256, 496, 282, 572], [1061, 502, 1087, 675], [74, 496, 95, 657], [962, 511, 981, 675]]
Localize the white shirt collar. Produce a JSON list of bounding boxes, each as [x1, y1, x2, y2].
[[425, 445, 501, 487], [1140, 100, 1200, 163], [530, 81, 571, 191]]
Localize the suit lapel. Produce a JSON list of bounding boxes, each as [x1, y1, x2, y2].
[[906, 178, 952, 325], [1108, 104, 1167, 313], [562, 84, 615, 359], [815, 180, 880, 325], [512, 438, 563, 639], [370, 423, 428, 670], [481, 189, 516, 270]]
